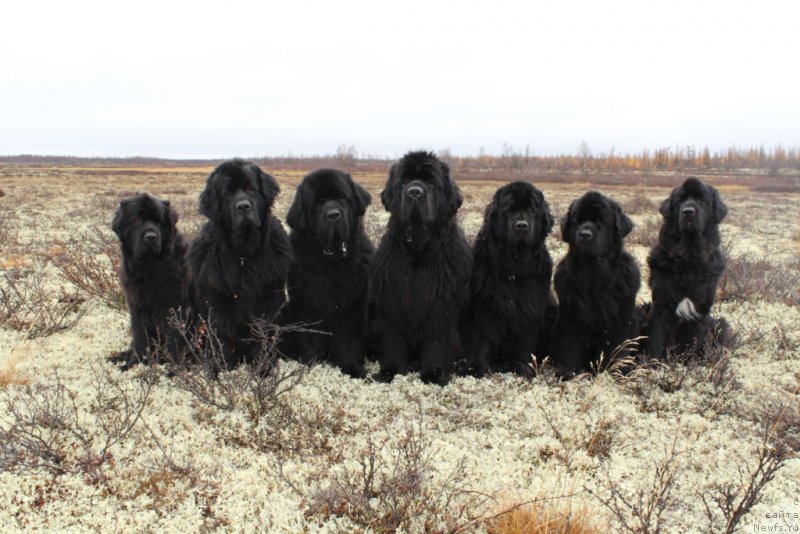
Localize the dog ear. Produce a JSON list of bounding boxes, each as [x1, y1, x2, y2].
[[351, 178, 372, 217], [199, 173, 219, 220], [159, 199, 179, 251], [659, 189, 676, 218], [380, 163, 398, 211], [162, 199, 177, 224], [255, 166, 280, 209], [614, 202, 634, 240], [163, 198, 178, 233], [560, 201, 575, 244], [441, 160, 463, 218], [710, 185, 728, 223], [484, 192, 499, 224], [285, 182, 306, 230], [111, 201, 127, 238], [541, 202, 555, 236], [532, 189, 555, 236]]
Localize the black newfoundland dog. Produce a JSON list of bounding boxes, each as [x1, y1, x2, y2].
[[645, 177, 728, 359], [550, 191, 640, 374], [370, 151, 472, 385], [460, 181, 556, 377], [188, 159, 293, 369], [110, 192, 188, 369], [284, 169, 374, 378]]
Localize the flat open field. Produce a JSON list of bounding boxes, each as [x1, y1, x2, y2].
[[0, 163, 798, 532]]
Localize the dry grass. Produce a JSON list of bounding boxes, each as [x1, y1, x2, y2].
[[0, 350, 29, 387], [486, 500, 607, 534]]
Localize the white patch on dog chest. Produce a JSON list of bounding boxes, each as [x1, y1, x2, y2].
[[675, 298, 701, 321]]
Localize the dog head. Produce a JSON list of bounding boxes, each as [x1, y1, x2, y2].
[[561, 191, 633, 258], [112, 192, 178, 260], [286, 168, 371, 255], [660, 177, 727, 235], [198, 159, 279, 233], [485, 181, 554, 248], [380, 151, 462, 225]]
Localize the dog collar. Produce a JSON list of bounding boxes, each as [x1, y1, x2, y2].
[[323, 242, 349, 257]]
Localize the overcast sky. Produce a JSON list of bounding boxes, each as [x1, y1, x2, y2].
[[1, 0, 798, 158]]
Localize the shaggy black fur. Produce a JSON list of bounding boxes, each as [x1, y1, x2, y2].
[[187, 159, 292, 369], [369, 151, 472, 385], [644, 177, 728, 359], [550, 191, 640, 374], [109, 192, 188, 369], [460, 181, 556, 377], [284, 168, 374, 378]]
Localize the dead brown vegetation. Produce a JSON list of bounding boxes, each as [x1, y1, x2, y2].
[[50, 229, 125, 311], [0, 263, 85, 338], [0, 366, 154, 479], [486, 500, 606, 534], [718, 254, 800, 306]]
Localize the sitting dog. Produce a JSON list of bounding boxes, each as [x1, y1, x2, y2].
[[645, 177, 728, 359], [369, 151, 472, 385], [284, 168, 374, 378], [461, 181, 556, 377], [110, 192, 188, 369], [550, 191, 640, 374], [187, 159, 292, 369]]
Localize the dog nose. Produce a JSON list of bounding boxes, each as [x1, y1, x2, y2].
[[235, 199, 252, 212], [143, 231, 158, 242], [326, 208, 342, 221], [682, 206, 695, 217], [406, 185, 425, 199], [514, 220, 530, 230], [578, 229, 593, 241]]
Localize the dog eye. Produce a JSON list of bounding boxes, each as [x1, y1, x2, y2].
[[246, 186, 257, 193]]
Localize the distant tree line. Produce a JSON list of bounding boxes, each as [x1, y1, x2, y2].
[[3, 143, 799, 177]]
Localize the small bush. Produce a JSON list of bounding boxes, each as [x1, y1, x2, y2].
[[628, 216, 661, 248], [621, 337, 740, 416], [700, 402, 799, 533], [624, 190, 658, 215], [0, 366, 154, 478], [718, 254, 800, 305], [587, 440, 683, 533], [0, 204, 13, 246], [0, 263, 85, 338], [162, 310, 309, 423], [298, 419, 487, 533], [50, 228, 125, 311]]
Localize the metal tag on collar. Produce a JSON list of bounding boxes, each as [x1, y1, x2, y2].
[[239, 257, 245, 266], [341, 242, 349, 258], [508, 275, 516, 282]]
